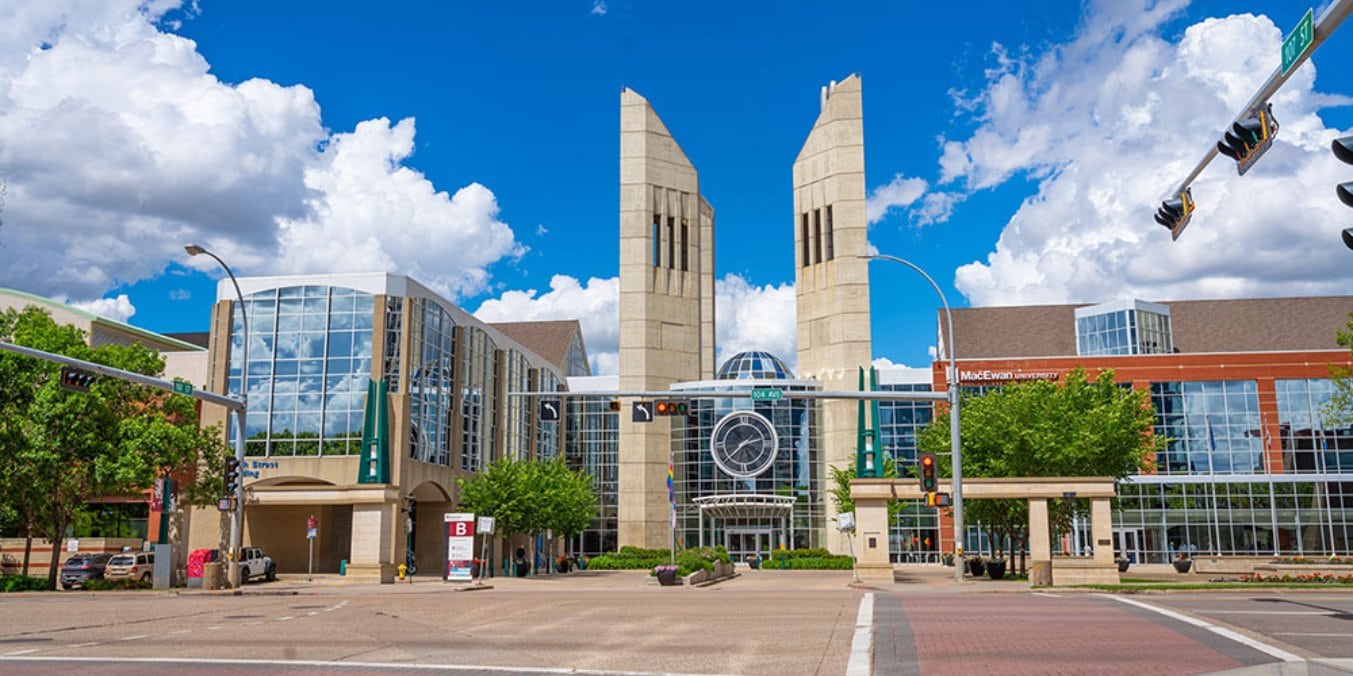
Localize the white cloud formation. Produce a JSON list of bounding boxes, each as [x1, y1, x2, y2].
[[941, 1, 1353, 306], [473, 275, 620, 376], [65, 293, 136, 323], [0, 1, 522, 312], [865, 174, 928, 224], [714, 274, 797, 371], [590, 1, 608, 16], [473, 273, 798, 376]]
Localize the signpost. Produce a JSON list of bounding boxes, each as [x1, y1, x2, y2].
[[632, 401, 653, 423], [750, 388, 782, 402], [476, 516, 495, 584], [306, 515, 318, 581], [171, 379, 194, 396], [444, 513, 476, 582], [539, 399, 561, 422], [1282, 8, 1315, 75]]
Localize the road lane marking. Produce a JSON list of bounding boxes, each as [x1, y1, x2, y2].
[[276, 616, 294, 621], [2, 649, 39, 656], [169, 630, 189, 636], [1033, 592, 1062, 598], [119, 635, 147, 642], [0, 655, 727, 675], [307, 611, 318, 616], [1276, 633, 1353, 637], [70, 643, 99, 649], [1107, 596, 1303, 663], [1203, 610, 1337, 616], [847, 592, 873, 676]]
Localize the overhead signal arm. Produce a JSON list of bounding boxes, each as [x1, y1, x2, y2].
[[1158, 0, 1353, 240]]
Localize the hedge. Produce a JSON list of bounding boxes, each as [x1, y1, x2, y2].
[[0, 575, 51, 593], [587, 546, 731, 577], [81, 578, 152, 591], [765, 549, 856, 570]]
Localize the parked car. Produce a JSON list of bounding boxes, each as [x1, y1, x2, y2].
[[103, 552, 155, 583], [60, 553, 113, 589], [239, 547, 276, 583]]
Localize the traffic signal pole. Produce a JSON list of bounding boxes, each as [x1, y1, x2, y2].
[[1164, 0, 1353, 234]]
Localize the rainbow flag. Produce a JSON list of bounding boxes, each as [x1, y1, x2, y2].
[[667, 463, 676, 528]]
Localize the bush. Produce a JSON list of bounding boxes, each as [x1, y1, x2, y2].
[[0, 575, 52, 593], [81, 578, 152, 591], [591, 547, 731, 576], [764, 549, 856, 570]]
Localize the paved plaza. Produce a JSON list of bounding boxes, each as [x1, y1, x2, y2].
[[1, 567, 1352, 675]]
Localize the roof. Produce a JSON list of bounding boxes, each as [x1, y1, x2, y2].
[[943, 295, 1353, 359], [0, 287, 203, 352], [488, 320, 586, 375], [166, 331, 211, 349]]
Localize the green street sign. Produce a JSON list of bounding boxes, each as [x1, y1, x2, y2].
[[750, 388, 782, 402], [172, 379, 194, 395], [1281, 8, 1314, 76]]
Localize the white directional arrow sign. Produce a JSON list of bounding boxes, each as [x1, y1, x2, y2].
[[632, 401, 653, 423], [539, 399, 561, 422]]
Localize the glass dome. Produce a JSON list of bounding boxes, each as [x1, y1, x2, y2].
[[716, 351, 795, 380]]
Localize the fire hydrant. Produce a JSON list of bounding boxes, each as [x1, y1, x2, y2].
[[397, 563, 407, 580]]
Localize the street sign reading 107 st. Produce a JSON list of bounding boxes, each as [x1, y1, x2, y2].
[[1281, 8, 1314, 76], [172, 379, 194, 395], [750, 388, 782, 402]]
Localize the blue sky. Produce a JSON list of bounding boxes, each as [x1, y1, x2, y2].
[[2, 1, 1352, 374]]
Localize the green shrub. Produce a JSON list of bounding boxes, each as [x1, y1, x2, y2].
[[81, 578, 152, 591], [764, 549, 856, 570], [0, 575, 52, 593]]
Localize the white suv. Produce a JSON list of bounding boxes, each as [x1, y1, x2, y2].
[[239, 547, 276, 582]]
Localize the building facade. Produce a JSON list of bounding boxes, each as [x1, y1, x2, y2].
[[187, 273, 578, 581]]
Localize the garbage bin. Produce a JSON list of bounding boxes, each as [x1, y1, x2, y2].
[[339, 559, 347, 576], [202, 562, 223, 590]]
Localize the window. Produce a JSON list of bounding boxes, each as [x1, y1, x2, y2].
[[813, 209, 822, 264], [667, 217, 675, 270], [652, 215, 661, 268], [681, 220, 689, 272]]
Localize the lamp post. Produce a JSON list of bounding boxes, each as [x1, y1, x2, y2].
[[186, 244, 249, 590], [860, 254, 965, 583]]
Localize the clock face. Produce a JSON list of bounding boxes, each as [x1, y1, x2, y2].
[[710, 411, 779, 479]]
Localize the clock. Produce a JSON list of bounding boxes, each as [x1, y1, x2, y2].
[[710, 410, 779, 478]]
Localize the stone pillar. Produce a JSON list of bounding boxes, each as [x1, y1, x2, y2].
[[1090, 497, 1114, 566], [1028, 498, 1052, 586], [348, 502, 395, 583], [855, 496, 892, 584]]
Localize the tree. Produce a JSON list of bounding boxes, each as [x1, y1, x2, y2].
[[826, 457, 901, 521], [917, 368, 1160, 567], [1323, 314, 1353, 427], [457, 456, 597, 566], [0, 306, 229, 587]]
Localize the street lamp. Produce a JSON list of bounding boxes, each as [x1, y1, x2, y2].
[[186, 244, 249, 591], [860, 253, 965, 583]]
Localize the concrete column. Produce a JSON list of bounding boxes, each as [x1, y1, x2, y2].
[[1028, 498, 1052, 586], [1090, 497, 1114, 566], [348, 503, 395, 583], [855, 496, 891, 584]]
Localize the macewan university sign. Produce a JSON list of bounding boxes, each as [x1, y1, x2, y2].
[[959, 369, 1062, 385]]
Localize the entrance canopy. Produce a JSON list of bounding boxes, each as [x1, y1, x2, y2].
[[692, 494, 796, 520]]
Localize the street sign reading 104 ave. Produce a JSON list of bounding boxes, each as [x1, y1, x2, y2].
[[1282, 8, 1314, 76], [750, 388, 782, 402]]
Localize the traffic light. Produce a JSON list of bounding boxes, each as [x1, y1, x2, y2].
[[58, 366, 96, 393], [654, 400, 688, 416], [1154, 188, 1195, 240], [224, 457, 241, 494], [1334, 135, 1353, 250], [918, 453, 937, 493], [1216, 103, 1278, 176], [926, 492, 952, 508], [607, 398, 621, 413]]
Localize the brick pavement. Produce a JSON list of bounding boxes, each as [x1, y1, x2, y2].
[[884, 593, 1275, 675]]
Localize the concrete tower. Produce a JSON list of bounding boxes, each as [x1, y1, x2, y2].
[[618, 88, 715, 548], [793, 75, 872, 554]]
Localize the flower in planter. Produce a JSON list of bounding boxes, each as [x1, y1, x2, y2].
[[653, 564, 678, 575]]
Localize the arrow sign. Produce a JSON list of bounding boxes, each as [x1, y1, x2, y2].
[[632, 401, 653, 423], [539, 399, 561, 422]]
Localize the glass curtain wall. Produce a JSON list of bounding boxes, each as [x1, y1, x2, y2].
[[408, 299, 456, 467], [229, 285, 374, 456], [565, 397, 617, 556], [878, 383, 941, 562]]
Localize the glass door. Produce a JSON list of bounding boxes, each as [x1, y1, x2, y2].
[[725, 528, 773, 564], [1115, 528, 1143, 563]]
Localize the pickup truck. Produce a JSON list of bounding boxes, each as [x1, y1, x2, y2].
[[239, 546, 276, 583]]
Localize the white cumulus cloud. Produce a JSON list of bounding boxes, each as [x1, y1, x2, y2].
[[474, 275, 620, 376], [714, 274, 797, 371], [866, 174, 928, 224], [0, 0, 522, 313], [65, 293, 136, 323], [941, 1, 1353, 306]]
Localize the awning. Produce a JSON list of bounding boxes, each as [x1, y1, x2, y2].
[[692, 494, 796, 520]]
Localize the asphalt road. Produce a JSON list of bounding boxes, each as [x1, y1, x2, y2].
[[2, 570, 1352, 675]]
